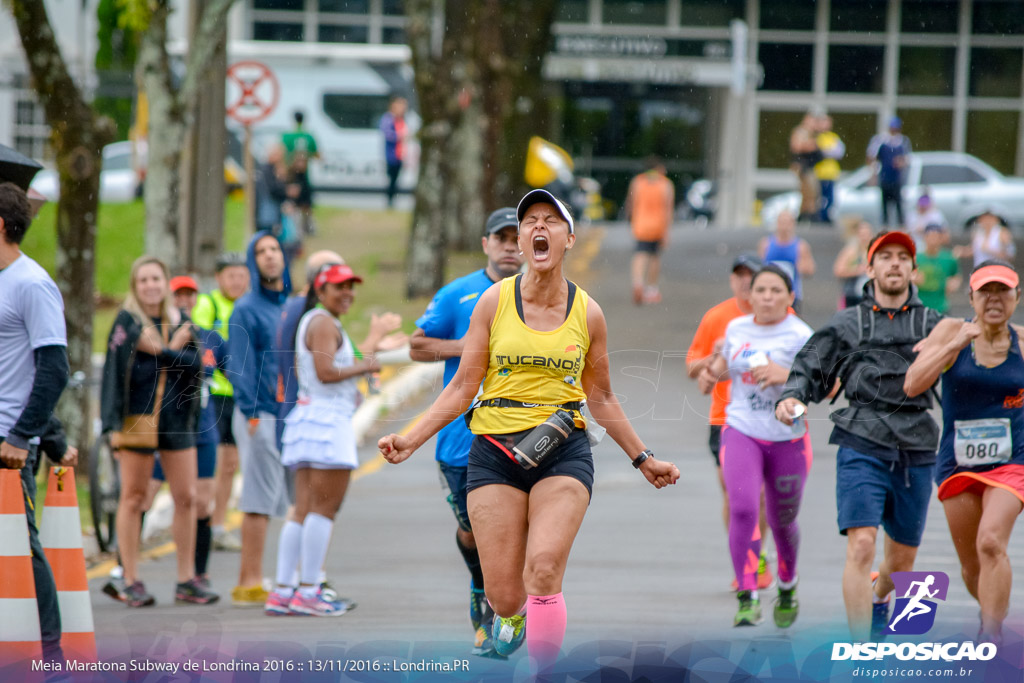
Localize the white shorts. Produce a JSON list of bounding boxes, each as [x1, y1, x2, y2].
[[280, 402, 359, 470]]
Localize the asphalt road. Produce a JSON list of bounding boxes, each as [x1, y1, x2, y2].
[[82, 222, 1024, 681]]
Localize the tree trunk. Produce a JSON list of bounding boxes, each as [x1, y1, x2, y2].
[[477, 0, 556, 209], [138, 0, 235, 271], [5, 0, 115, 464], [138, 0, 186, 268], [405, 0, 452, 296]]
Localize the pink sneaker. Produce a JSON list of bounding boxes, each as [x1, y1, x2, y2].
[[288, 590, 349, 617], [265, 589, 293, 616]]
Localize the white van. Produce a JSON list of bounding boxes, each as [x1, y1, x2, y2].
[[225, 40, 419, 195]]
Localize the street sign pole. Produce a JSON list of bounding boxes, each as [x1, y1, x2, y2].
[[244, 123, 255, 239]]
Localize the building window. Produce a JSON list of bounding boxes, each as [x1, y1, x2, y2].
[[759, 0, 815, 31], [826, 112, 876, 171], [253, 0, 302, 9], [679, 0, 744, 27], [828, 45, 885, 94], [898, 47, 956, 97], [381, 0, 403, 15], [318, 0, 369, 12], [557, 0, 589, 23], [966, 110, 1019, 175], [382, 26, 406, 44], [318, 24, 370, 42], [969, 48, 1023, 98], [895, 109, 953, 152], [900, 0, 959, 33], [830, 0, 886, 33], [12, 92, 49, 162], [253, 22, 304, 41], [757, 110, 805, 169], [758, 43, 814, 92], [972, 1, 1024, 35], [602, 0, 667, 26]]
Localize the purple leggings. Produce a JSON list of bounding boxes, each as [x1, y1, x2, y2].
[[721, 426, 812, 591]]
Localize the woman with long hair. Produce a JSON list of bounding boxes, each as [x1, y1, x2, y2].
[[265, 263, 399, 616], [379, 189, 679, 677], [100, 256, 217, 606], [905, 259, 1024, 644], [707, 265, 814, 627]]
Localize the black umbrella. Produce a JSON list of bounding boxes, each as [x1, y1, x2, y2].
[[0, 143, 44, 191]]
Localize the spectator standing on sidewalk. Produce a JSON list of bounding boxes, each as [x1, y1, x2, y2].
[[380, 95, 409, 208], [814, 114, 845, 225], [867, 117, 912, 229], [226, 231, 293, 606], [0, 181, 70, 661]]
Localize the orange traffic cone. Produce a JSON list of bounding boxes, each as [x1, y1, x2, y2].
[[40, 466, 96, 662], [0, 468, 42, 665]]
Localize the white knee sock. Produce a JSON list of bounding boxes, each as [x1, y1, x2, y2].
[[275, 521, 303, 591], [300, 513, 334, 590]]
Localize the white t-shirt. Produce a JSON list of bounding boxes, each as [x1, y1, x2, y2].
[[0, 254, 67, 438], [722, 313, 813, 442]]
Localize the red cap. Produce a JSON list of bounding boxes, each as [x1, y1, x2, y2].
[[970, 264, 1019, 291], [169, 276, 199, 293], [867, 231, 916, 264], [314, 264, 363, 290]]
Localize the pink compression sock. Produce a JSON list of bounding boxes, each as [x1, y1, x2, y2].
[[527, 593, 566, 676]]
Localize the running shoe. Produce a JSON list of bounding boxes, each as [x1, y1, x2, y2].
[[124, 581, 156, 608], [288, 590, 350, 617], [472, 625, 506, 659], [175, 577, 220, 605], [102, 576, 128, 603], [264, 589, 294, 616], [470, 583, 487, 630], [231, 584, 269, 607], [734, 590, 763, 627], [642, 287, 662, 304], [632, 284, 644, 305], [212, 528, 243, 552], [491, 613, 526, 656], [773, 585, 799, 628], [319, 580, 338, 603]]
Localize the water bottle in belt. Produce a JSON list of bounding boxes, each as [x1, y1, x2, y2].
[[512, 409, 576, 469]]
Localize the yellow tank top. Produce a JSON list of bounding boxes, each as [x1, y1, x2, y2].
[[470, 275, 590, 435]]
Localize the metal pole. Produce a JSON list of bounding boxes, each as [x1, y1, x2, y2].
[[244, 123, 255, 239]]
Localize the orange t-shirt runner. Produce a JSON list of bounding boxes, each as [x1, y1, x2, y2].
[[630, 171, 673, 242], [688, 297, 746, 425]]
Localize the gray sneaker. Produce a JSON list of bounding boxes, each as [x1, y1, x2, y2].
[[213, 528, 242, 552]]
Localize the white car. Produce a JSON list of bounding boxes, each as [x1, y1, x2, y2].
[[30, 141, 140, 203], [761, 152, 1024, 233]]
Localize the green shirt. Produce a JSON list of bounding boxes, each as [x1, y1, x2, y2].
[[916, 250, 959, 313], [281, 127, 318, 164], [192, 290, 236, 396]]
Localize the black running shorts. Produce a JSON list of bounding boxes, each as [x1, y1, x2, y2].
[[466, 428, 594, 500]]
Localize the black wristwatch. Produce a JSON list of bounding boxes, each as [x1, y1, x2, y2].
[[632, 449, 653, 469]]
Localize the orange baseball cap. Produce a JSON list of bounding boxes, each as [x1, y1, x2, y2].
[[169, 275, 199, 293], [867, 230, 916, 263]]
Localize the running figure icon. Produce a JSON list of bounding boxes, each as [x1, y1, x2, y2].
[[888, 574, 939, 629]]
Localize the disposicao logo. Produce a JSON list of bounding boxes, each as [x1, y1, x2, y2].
[[831, 571, 997, 662], [887, 571, 948, 635]]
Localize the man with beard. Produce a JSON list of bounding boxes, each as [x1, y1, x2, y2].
[[408, 207, 524, 657], [774, 231, 943, 642]]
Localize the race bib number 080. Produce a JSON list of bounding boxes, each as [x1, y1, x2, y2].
[[953, 418, 1012, 468]]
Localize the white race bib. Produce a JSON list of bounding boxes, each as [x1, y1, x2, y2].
[[953, 418, 1012, 468]]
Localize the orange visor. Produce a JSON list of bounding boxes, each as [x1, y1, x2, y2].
[[970, 264, 1019, 291]]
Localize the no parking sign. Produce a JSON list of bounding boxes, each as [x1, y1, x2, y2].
[[226, 60, 279, 126]]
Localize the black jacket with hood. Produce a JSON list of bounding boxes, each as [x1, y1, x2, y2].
[[779, 282, 944, 464]]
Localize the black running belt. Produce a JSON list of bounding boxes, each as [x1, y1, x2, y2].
[[475, 398, 585, 411], [514, 273, 577, 324]]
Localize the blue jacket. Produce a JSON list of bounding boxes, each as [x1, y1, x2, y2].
[[380, 112, 403, 166], [226, 231, 292, 417]]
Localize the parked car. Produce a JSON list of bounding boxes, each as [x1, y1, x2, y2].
[[30, 141, 141, 203], [761, 151, 1024, 232]]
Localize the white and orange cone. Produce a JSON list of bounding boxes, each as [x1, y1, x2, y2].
[[0, 468, 43, 665], [40, 466, 96, 662]]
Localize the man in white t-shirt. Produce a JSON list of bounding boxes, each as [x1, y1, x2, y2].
[[0, 181, 71, 661]]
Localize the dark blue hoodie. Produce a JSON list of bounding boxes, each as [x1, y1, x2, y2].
[[226, 231, 292, 418]]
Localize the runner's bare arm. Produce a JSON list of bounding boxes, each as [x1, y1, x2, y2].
[[904, 317, 968, 397], [408, 328, 465, 362], [581, 300, 679, 489], [378, 286, 498, 463]]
